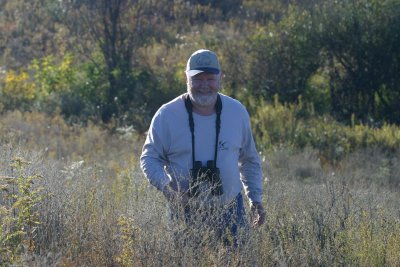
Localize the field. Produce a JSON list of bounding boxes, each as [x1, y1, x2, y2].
[[1, 110, 400, 266]]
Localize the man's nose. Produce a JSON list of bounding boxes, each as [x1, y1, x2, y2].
[[197, 79, 212, 86]]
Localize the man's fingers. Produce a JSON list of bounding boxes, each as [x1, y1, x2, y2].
[[252, 205, 266, 227]]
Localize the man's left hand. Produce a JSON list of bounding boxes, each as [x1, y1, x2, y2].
[[251, 202, 266, 227]]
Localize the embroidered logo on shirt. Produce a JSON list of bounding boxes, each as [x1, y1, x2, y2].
[[218, 141, 228, 151]]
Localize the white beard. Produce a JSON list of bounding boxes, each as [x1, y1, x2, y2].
[[188, 91, 218, 107]]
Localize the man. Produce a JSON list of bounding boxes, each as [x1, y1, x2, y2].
[[140, 49, 265, 244]]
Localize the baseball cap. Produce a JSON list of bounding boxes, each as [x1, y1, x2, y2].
[[185, 49, 221, 77]]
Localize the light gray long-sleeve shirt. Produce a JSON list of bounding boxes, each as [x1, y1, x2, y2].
[[140, 93, 263, 205]]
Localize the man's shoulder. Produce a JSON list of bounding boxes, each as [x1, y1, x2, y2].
[[219, 93, 247, 113], [157, 94, 185, 115], [150, 94, 186, 128]]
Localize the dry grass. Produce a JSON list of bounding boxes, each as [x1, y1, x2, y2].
[[1, 111, 400, 266]]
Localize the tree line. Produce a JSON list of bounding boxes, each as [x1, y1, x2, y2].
[[0, 0, 399, 132]]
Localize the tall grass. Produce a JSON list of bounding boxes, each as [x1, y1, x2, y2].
[[1, 110, 400, 266]]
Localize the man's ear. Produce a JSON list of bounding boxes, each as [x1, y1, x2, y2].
[[184, 72, 189, 83]]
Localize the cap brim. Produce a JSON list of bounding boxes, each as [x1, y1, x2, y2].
[[186, 68, 220, 77]]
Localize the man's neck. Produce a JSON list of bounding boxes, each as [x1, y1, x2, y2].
[[192, 103, 215, 116]]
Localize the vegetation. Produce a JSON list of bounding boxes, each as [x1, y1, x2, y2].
[[1, 0, 399, 129], [0, 157, 46, 264], [0, 111, 399, 266], [1, 0, 400, 266], [252, 95, 400, 162]]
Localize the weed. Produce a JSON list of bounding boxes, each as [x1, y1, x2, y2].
[[0, 157, 45, 265]]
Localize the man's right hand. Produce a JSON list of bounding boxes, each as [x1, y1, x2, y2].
[[162, 183, 189, 206], [162, 183, 177, 201]]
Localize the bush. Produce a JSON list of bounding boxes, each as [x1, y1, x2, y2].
[[252, 97, 400, 162], [0, 158, 46, 265]]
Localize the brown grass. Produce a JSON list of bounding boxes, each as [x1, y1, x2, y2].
[[1, 111, 399, 266]]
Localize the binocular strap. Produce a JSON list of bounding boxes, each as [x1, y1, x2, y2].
[[184, 93, 222, 169]]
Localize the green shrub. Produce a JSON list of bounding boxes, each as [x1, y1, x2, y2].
[[0, 158, 45, 265], [252, 97, 400, 162]]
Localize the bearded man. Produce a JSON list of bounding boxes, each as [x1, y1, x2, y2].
[[140, 49, 266, 246]]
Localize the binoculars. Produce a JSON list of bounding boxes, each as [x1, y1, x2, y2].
[[190, 160, 223, 196]]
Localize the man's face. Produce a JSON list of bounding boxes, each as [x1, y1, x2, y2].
[[187, 72, 221, 107]]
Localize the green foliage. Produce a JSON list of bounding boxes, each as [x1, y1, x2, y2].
[[0, 158, 45, 265], [31, 54, 76, 96], [239, 0, 400, 124], [246, 5, 321, 103], [315, 0, 400, 123], [59, 0, 171, 125], [0, 54, 78, 114], [0, 51, 161, 130], [304, 73, 331, 114], [252, 97, 400, 162], [2, 0, 399, 130]]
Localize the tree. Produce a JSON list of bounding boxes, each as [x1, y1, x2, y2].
[[241, 0, 400, 125], [316, 0, 400, 123], [59, 0, 163, 123], [245, 5, 321, 103]]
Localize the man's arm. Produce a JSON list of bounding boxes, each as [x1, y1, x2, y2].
[[140, 112, 171, 191], [238, 112, 263, 204], [140, 111, 188, 205], [238, 109, 266, 227]]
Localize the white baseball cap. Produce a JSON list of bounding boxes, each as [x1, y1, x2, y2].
[[185, 49, 221, 77]]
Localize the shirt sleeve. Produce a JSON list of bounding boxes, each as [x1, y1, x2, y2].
[[238, 109, 263, 204], [140, 110, 171, 191]]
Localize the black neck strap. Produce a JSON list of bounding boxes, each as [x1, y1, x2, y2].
[[184, 93, 222, 167]]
